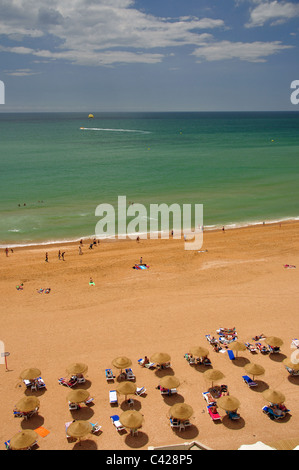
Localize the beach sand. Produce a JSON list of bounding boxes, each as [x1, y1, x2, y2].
[[1, 221, 299, 450]]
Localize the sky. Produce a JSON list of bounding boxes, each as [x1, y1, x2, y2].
[[0, 0, 298, 112]]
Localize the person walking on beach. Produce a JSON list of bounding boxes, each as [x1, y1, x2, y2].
[[61, 251, 65, 261], [79, 245, 82, 255], [58, 250, 61, 260], [5, 247, 8, 257], [45, 252, 48, 262]]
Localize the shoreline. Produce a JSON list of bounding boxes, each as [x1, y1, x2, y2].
[[1, 215, 299, 251]]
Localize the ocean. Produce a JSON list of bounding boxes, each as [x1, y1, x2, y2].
[[1, 111, 299, 247]]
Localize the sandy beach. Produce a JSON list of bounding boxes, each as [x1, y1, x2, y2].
[[1, 221, 299, 451]]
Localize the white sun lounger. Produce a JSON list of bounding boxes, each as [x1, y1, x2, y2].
[[109, 390, 118, 405], [135, 386, 146, 396], [110, 415, 125, 432]]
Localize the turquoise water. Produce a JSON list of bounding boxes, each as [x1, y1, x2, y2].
[[1, 111, 299, 246]]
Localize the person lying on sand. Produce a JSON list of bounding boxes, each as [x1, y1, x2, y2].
[[16, 283, 24, 290]]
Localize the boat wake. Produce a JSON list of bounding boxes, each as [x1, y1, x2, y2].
[[80, 127, 151, 134]]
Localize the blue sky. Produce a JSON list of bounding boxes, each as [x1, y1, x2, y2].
[[0, 0, 298, 111]]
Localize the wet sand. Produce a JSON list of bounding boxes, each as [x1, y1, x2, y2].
[[1, 221, 299, 450]]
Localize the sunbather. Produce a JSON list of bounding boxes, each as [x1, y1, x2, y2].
[[142, 356, 150, 367], [16, 283, 24, 290], [252, 334, 265, 341]]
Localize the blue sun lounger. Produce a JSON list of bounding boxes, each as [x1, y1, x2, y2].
[[242, 375, 258, 387], [227, 350, 235, 361]]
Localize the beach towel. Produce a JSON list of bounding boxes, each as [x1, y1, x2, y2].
[[284, 264, 296, 268], [133, 264, 149, 270], [34, 426, 50, 438]]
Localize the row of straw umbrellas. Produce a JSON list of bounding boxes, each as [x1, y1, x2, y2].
[[11, 339, 295, 449]]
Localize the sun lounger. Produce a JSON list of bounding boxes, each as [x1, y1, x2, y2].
[[135, 386, 146, 396], [169, 418, 180, 429], [207, 405, 221, 421], [125, 368, 136, 380], [285, 366, 299, 376], [68, 401, 80, 411], [157, 362, 171, 369], [255, 342, 269, 354], [262, 405, 289, 420], [110, 415, 126, 432], [13, 407, 39, 420], [226, 411, 240, 420], [138, 358, 155, 368], [242, 375, 258, 387], [268, 346, 280, 354], [227, 349, 235, 361], [76, 376, 86, 384], [109, 390, 118, 405], [205, 334, 218, 345], [90, 422, 102, 434], [105, 369, 114, 381], [217, 327, 236, 334], [58, 377, 78, 387], [160, 388, 177, 396], [245, 343, 258, 353], [202, 392, 216, 405], [292, 339, 299, 349]]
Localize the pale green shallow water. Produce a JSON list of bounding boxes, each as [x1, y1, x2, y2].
[[0, 111, 298, 246]]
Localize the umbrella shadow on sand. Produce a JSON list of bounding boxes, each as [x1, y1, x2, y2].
[[249, 380, 269, 393], [221, 415, 245, 430], [287, 375, 299, 385], [155, 368, 174, 378], [269, 353, 287, 363], [171, 424, 199, 440], [120, 399, 142, 412], [70, 407, 94, 421], [194, 364, 212, 373], [74, 379, 92, 390], [72, 439, 98, 450], [24, 388, 47, 398], [231, 357, 250, 368], [21, 414, 44, 430], [124, 431, 149, 449], [162, 393, 184, 406]]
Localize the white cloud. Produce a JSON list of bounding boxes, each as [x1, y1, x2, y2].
[[4, 68, 41, 76], [246, 1, 299, 27], [191, 40, 293, 62], [0, 0, 224, 66]]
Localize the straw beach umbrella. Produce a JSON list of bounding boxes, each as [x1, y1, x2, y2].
[[169, 403, 193, 420], [66, 363, 88, 376], [188, 346, 209, 358], [244, 363, 265, 380], [112, 356, 132, 372], [67, 389, 90, 404], [15, 396, 40, 413], [262, 389, 285, 404], [19, 368, 41, 381], [283, 358, 299, 371], [203, 369, 225, 387], [119, 410, 144, 432], [66, 420, 92, 440], [159, 375, 180, 390], [229, 341, 246, 357], [116, 381, 137, 400], [10, 430, 38, 450], [265, 337, 283, 347], [218, 395, 240, 412], [150, 352, 171, 365]]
